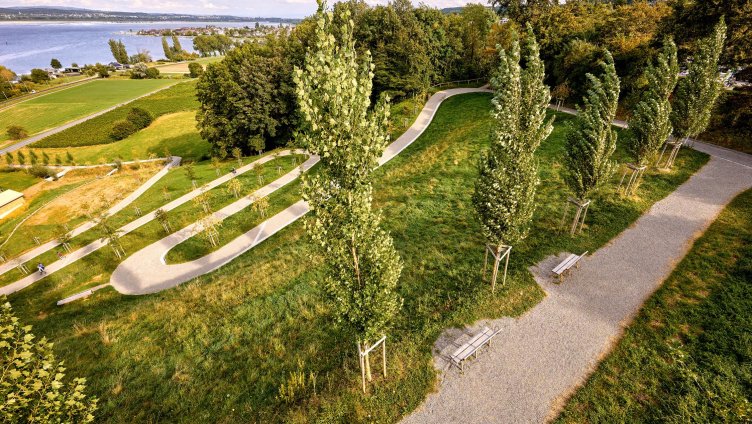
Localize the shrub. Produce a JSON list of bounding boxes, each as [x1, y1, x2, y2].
[[110, 119, 137, 140], [28, 165, 56, 179], [6, 125, 28, 140], [127, 107, 153, 129], [145, 67, 161, 79], [188, 62, 204, 78], [29, 68, 49, 83]]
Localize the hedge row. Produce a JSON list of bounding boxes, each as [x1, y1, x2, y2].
[[32, 81, 198, 148]]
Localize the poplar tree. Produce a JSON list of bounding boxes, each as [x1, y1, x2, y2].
[[472, 26, 553, 291], [162, 37, 173, 61], [671, 18, 726, 146], [293, 0, 402, 381], [563, 51, 620, 202], [628, 38, 679, 166]]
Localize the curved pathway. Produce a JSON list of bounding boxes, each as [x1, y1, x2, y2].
[[111, 87, 492, 295], [402, 121, 752, 423], [0, 156, 181, 277], [0, 151, 300, 295]]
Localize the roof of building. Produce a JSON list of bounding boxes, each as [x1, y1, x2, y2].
[[0, 189, 23, 207]]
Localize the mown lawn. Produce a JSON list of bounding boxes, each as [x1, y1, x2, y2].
[[29, 81, 197, 150], [5, 93, 708, 423], [0, 79, 176, 144], [154, 56, 225, 74], [0, 168, 42, 191], [557, 188, 752, 423], [21, 111, 210, 165]]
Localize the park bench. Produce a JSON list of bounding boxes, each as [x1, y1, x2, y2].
[[449, 326, 501, 371], [552, 251, 588, 281]]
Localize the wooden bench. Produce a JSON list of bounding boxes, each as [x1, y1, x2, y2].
[[552, 251, 588, 281], [449, 326, 501, 371]]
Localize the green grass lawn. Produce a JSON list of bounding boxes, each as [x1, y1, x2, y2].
[[21, 111, 210, 165], [556, 188, 752, 423], [0, 153, 303, 291], [0, 79, 176, 145], [0, 168, 42, 191], [29, 81, 198, 150], [4, 93, 708, 423]]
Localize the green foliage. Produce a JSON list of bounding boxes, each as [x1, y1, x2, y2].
[[294, 1, 402, 343], [249, 135, 265, 154], [32, 82, 197, 148], [628, 38, 679, 165], [196, 33, 297, 156], [192, 34, 233, 57], [473, 26, 553, 249], [563, 51, 620, 200], [187, 62, 204, 78], [126, 107, 153, 130], [29, 69, 49, 84], [108, 39, 129, 64], [27, 165, 56, 179], [109, 119, 137, 141], [0, 299, 97, 422], [50, 58, 62, 70], [6, 125, 28, 140], [672, 18, 727, 140], [130, 63, 160, 80]]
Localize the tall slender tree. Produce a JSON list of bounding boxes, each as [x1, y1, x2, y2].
[[294, 0, 402, 387], [472, 25, 553, 291], [629, 38, 679, 167], [563, 50, 620, 202], [671, 18, 726, 146], [162, 37, 173, 61]]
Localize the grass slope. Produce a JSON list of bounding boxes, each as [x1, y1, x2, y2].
[[0, 79, 175, 145], [5, 93, 707, 423], [0, 169, 42, 191], [557, 188, 752, 423], [30, 81, 197, 149]]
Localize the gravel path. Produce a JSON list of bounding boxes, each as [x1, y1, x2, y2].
[[402, 136, 752, 422]]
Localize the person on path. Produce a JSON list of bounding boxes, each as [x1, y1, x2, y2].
[[231, 167, 237, 175], [37, 262, 45, 275]]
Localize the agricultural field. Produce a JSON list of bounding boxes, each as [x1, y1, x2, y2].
[[0, 168, 43, 191], [154, 56, 225, 74], [557, 188, 752, 423], [29, 81, 198, 150], [0, 79, 176, 145], [5, 93, 708, 423]]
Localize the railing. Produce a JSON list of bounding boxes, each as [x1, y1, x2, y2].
[[431, 77, 486, 88]]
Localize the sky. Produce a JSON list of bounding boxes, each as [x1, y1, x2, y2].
[[2, 0, 481, 19]]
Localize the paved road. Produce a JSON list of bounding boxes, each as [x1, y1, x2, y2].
[[110, 87, 492, 295], [0, 151, 296, 295], [0, 81, 180, 155], [402, 117, 752, 424]]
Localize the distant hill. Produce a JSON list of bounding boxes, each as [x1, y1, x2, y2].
[[441, 7, 465, 14], [0, 6, 300, 23]]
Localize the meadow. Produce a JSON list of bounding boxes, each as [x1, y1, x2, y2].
[[557, 188, 752, 423], [29, 81, 198, 150], [4, 93, 709, 423], [153, 56, 225, 74], [0, 79, 176, 145]]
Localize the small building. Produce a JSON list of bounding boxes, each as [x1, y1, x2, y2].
[[0, 189, 24, 220], [63, 67, 82, 75], [109, 62, 124, 70]]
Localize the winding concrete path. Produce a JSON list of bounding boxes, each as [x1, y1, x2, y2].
[[402, 124, 752, 423], [0, 156, 181, 277], [111, 87, 492, 295], [0, 151, 300, 295]]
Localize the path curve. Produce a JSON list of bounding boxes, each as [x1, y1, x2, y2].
[[0, 81, 181, 155], [402, 119, 752, 423], [111, 87, 492, 295], [0, 156, 181, 277], [0, 150, 301, 295]]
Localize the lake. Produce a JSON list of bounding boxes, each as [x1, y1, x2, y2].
[[0, 21, 270, 74]]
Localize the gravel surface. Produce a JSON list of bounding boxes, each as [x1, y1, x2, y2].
[[403, 150, 752, 423]]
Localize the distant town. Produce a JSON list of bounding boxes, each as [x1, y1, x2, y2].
[[0, 6, 300, 23]]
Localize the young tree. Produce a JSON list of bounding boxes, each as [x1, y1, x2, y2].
[[227, 178, 243, 198], [196, 214, 222, 247], [563, 51, 620, 203], [0, 300, 97, 423], [628, 38, 679, 167], [54, 154, 62, 166], [188, 62, 204, 78], [154, 208, 171, 233], [162, 37, 173, 61], [211, 156, 222, 176], [56, 225, 73, 252], [66, 151, 75, 165], [294, 1, 403, 390], [95, 214, 125, 259], [472, 26, 553, 292], [16, 151, 26, 167], [671, 18, 726, 151], [50, 58, 62, 70], [28, 150, 38, 165], [249, 135, 265, 156], [4, 152, 13, 166], [41, 151, 50, 166], [232, 146, 243, 167], [193, 191, 211, 213], [251, 194, 270, 218], [183, 162, 197, 187]]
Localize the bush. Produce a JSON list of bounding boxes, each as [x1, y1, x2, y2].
[[145, 67, 161, 79], [188, 62, 204, 78], [127, 107, 153, 129], [28, 165, 56, 179], [110, 119, 137, 140], [6, 125, 28, 140], [29, 68, 49, 83]]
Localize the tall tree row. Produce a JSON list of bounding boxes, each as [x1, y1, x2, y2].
[[473, 25, 553, 291], [294, 1, 402, 386], [108, 39, 129, 64]]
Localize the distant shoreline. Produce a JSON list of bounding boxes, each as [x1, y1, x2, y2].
[[0, 20, 296, 25]]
